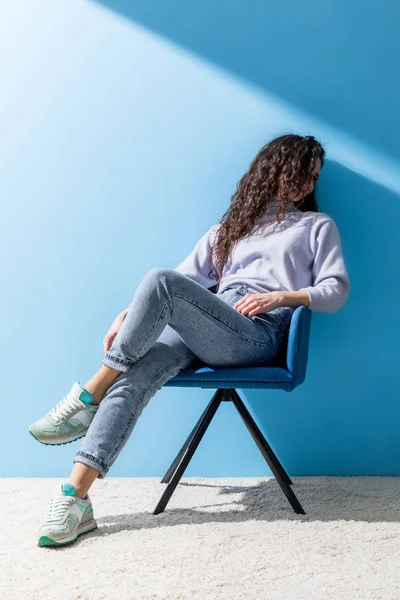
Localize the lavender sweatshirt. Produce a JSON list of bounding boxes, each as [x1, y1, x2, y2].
[[174, 200, 350, 313]]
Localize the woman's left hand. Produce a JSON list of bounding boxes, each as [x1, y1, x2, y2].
[[233, 291, 284, 317]]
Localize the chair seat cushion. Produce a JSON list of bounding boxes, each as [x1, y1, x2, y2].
[[163, 361, 294, 390]]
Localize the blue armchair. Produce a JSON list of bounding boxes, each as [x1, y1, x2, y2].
[[154, 286, 312, 516]]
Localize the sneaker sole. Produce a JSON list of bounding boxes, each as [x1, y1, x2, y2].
[[28, 429, 87, 446], [38, 518, 98, 547]]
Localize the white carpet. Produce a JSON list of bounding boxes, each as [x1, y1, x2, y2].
[[1, 477, 400, 600]]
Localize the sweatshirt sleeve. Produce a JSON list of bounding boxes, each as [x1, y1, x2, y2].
[[299, 217, 350, 313], [174, 223, 221, 289]]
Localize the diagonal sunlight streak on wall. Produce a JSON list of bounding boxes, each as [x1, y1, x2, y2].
[[2, 0, 399, 201], [256, 99, 400, 197], [89, 0, 400, 197]]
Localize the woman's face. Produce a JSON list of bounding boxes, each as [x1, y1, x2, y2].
[[292, 157, 322, 201], [272, 156, 322, 202]]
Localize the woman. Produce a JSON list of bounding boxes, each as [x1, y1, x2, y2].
[[29, 133, 350, 547]]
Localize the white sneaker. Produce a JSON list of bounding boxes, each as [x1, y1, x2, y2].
[[37, 482, 98, 547], [28, 382, 98, 445]]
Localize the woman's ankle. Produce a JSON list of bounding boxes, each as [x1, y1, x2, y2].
[[71, 485, 88, 500]]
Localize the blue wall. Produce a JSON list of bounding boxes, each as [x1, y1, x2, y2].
[[2, 0, 400, 478]]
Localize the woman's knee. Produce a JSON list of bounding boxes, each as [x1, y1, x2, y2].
[[142, 267, 183, 289]]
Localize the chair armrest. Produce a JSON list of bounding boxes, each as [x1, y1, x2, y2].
[[286, 305, 312, 384]]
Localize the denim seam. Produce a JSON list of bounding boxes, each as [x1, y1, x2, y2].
[[253, 314, 292, 364], [103, 354, 131, 367], [107, 350, 195, 465], [74, 451, 108, 472], [171, 293, 274, 347]]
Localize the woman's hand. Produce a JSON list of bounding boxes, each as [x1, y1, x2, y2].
[[103, 309, 128, 354], [233, 292, 284, 317]]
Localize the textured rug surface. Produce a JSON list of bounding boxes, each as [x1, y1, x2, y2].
[[1, 477, 400, 600]]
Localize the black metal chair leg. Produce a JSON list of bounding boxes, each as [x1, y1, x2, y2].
[[153, 390, 223, 515], [230, 389, 293, 487], [161, 398, 214, 483], [231, 390, 305, 515]]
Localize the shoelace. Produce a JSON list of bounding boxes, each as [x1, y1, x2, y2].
[[46, 495, 75, 523], [48, 394, 84, 423]]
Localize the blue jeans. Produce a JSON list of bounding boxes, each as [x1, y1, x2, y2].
[[73, 268, 294, 478]]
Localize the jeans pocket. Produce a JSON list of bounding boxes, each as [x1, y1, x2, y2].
[[232, 285, 255, 301], [254, 324, 289, 366], [254, 343, 283, 366]]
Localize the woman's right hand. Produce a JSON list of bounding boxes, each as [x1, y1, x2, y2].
[[103, 309, 128, 354]]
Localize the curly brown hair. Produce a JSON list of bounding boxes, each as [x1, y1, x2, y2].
[[210, 133, 325, 292]]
